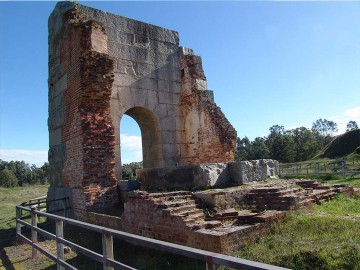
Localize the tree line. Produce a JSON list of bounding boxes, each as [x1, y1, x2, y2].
[[0, 160, 49, 188], [1, 119, 358, 187], [236, 119, 358, 163]]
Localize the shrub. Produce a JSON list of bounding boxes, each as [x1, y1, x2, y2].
[[279, 251, 330, 270], [319, 174, 341, 181], [0, 169, 19, 187]]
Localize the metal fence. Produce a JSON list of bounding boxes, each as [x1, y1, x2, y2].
[[16, 201, 288, 270], [279, 158, 360, 178]]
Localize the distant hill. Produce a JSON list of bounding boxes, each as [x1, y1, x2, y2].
[[315, 129, 360, 159]]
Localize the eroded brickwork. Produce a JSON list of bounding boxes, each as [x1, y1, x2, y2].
[[49, 8, 117, 217], [180, 48, 237, 164]]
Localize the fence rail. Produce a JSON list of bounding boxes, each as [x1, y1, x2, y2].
[[16, 202, 288, 270], [279, 158, 360, 178]]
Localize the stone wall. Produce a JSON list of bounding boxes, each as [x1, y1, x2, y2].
[[136, 160, 279, 191], [48, 2, 237, 216]]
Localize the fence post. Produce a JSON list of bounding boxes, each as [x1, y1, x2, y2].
[[56, 219, 65, 270], [16, 206, 21, 239], [31, 206, 38, 258], [316, 163, 320, 177], [206, 255, 216, 270], [62, 198, 66, 217], [342, 160, 346, 178], [102, 233, 114, 270]]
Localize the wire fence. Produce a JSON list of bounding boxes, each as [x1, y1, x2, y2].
[[279, 158, 360, 178]]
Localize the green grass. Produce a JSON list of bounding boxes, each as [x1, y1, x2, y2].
[[323, 178, 360, 188], [0, 185, 48, 231], [312, 194, 360, 216], [235, 195, 360, 270]]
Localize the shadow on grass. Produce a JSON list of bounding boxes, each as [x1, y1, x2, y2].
[[1, 223, 205, 270]]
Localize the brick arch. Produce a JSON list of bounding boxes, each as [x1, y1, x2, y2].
[[121, 107, 164, 169]]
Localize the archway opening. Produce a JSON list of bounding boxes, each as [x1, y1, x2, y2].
[[120, 114, 142, 179], [118, 107, 163, 180]]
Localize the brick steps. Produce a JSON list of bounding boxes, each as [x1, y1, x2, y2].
[[146, 191, 225, 231], [245, 181, 338, 211]]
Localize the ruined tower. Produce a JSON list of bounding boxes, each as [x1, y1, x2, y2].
[[47, 2, 237, 217]]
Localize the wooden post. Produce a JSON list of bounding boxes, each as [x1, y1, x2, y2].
[[206, 255, 216, 270], [62, 198, 66, 217], [31, 206, 38, 258], [316, 163, 320, 178], [37, 198, 41, 222], [102, 233, 114, 270], [56, 219, 65, 270], [16, 207, 21, 239]]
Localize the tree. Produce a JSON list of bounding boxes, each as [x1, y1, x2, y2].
[[346, 121, 358, 131], [267, 129, 296, 163], [269, 125, 285, 135], [236, 137, 252, 160], [250, 137, 270, 160], [311, 119, 338, 137], [290, 127, 320, 161], [0, 169, 18, 187], [122, 162, 143, 179]]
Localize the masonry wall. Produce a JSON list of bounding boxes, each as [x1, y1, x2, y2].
[[48, 2, 237, 216], [179, 48, 237, 164], [84, 191, 271, 253], [85, 192, 224, 253], [48, 5, 118, 217], [75, 3, 183, 174]]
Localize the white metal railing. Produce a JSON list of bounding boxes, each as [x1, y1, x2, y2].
[[16, 203, 289, 270]]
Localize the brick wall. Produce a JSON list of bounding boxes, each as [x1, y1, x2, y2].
[[180, 49, 237, 164], [84, 191, 270, 253], [49, 8, 118, 217]]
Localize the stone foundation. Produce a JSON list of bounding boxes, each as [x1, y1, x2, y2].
[[83, 179, 354, 253], [136, 159, 279, 191]]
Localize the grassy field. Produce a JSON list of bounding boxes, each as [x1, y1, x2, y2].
[[0, 185, 49, 270], [0, 185, 49, 232], [235, 193, 360, 270], [1, 184, 360, 269]]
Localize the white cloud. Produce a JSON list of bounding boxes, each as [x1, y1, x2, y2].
[[344, 107, 360, 118], [120, 134, 142, 164], [330, 106, 360, 134], [0, 149, 48, 167]]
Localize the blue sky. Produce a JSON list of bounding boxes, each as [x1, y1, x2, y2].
[[0, 1, 360, 166]]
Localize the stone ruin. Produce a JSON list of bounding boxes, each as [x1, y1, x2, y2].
[[46, 2, 356, 253], [47, 2, 278, 215]]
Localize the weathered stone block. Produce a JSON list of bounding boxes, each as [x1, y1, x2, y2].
[[228, 159, 279, 184]]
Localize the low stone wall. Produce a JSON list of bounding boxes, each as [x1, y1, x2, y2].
[[136, 163, 229, 191], [136, 159, 279, 191]]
